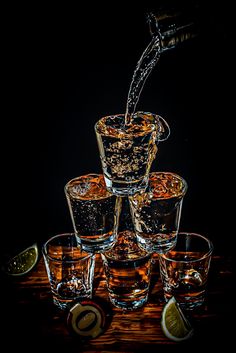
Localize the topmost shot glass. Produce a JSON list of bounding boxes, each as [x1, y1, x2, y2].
[[95, 111, 170, 196]]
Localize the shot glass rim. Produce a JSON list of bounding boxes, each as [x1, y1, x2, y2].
[[42, 232, 94, 263], [149, 171, 188, 198], [159, 232, 214, 263], [94, 111, 163, 136], [101, 249, 152, 262], [64, 173, 112, 200]]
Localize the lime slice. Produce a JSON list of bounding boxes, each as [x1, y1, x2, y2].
[[4, 243, 38, 276], [161, 297, 194, 342]]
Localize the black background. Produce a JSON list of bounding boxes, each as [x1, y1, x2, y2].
[[2, 0, 233, 258]]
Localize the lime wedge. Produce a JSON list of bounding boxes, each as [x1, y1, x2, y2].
[[161, 297, 194, 342], [4, 243, 38, 276]]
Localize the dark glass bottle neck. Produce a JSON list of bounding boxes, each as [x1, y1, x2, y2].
[[147, 11, 199, 52]]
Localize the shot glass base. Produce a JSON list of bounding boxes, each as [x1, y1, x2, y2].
[[53, 298, 73, 311], [104, 175, 149, 196], [164, 292, 206, 311], [53, 294, 93, 311], [76, 234, 118, 253], [109, 295, 148, 311], [136, 234, 177, 254]]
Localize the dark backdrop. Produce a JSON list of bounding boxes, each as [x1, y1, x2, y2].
[[2, 1, 233, 258]]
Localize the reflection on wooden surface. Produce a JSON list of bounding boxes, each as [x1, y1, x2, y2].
[[1, 253, 233, 351]]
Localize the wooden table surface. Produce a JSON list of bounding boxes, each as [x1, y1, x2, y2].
[[0, 252, 233, 352]]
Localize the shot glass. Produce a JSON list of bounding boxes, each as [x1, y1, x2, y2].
[[129, 172, 188, 254], [95, 111, 170, 196], [101, 230, 153, 310], [64, 173, 121, 253], [42, 233, 95, 311], [158, 232, 213, 310]]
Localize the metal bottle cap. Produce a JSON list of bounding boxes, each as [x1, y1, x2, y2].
[[67, 299, 112, 340]]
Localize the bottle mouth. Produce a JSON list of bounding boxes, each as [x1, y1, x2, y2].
[[146, 12, 161, 38], [146, 10, 199, 52]]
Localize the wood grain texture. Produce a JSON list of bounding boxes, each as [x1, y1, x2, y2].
[[1, 253, 233, 352]]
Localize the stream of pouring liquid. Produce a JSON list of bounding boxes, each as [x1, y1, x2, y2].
[[124, 15, 162, 126], [124, 10, 199, 126]]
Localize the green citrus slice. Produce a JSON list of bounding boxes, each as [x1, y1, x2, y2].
[[4, 243, 38, 276], [161, 297, 194, 342]]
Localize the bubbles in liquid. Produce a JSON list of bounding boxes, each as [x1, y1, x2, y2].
[[129, 172, 187, 253], [95, 113, 159, 184]]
